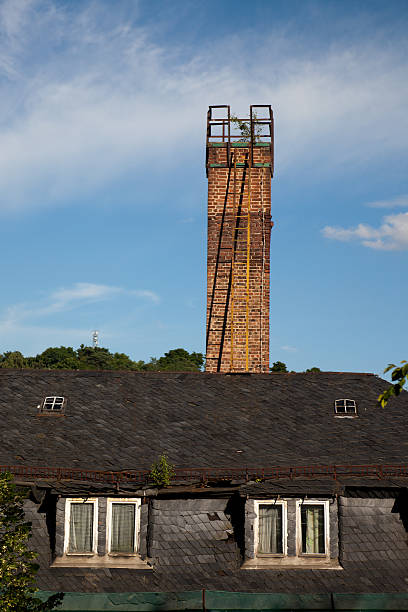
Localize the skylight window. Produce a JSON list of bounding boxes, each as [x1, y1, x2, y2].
[[42, 396, 65, 412], [334, 398, 357, 416]]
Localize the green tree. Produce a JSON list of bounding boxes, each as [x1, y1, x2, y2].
[[0, 473, 63, 611], [270, 361, 288, 372], [76, 345, 113, 370], [35, 346, 79, 370], [0, 345, 203, 372], [305, 367, 321, 373], [143, 348, 204, 372], [378, 361, 408, 407], [110, 352, 141, 371], [0, 351, 27, 369]]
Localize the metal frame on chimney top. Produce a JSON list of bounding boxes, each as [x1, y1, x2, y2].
[[206, 105, 274, 177]]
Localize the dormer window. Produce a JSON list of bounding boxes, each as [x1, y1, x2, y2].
[[42, 396, 65, 412], [334, 398, 357, 417]]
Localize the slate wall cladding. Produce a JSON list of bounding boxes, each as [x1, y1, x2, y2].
[[245, 498, 338, 560], [287, 500, 297, 556], [339, 496, 408, 563], [24, 499, 51, 565], [139, 501, 149, 558], [21, 493, 408, 593], [329, 499, 339, 559], [148, 499, 239, 571], [97, 497, 107, 555], [55, 497, 65, 557], [244, 499, 256, 558]]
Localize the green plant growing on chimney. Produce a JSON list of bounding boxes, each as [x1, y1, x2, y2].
[[150, 454, 175, 487], [230, 112, 262, 142]]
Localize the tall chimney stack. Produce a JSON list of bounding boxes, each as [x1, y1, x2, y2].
[[205, 105, 274, 373]]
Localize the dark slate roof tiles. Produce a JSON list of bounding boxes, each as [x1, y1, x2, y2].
[[1, 370, 407, 471]]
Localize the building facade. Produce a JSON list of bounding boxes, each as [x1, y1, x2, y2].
[[1, 369, 408, 607]]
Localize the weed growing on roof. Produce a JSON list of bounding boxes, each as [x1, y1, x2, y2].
[[150, 454, 176, 487]]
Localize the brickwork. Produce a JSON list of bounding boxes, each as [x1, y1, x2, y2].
[[206, 143, 272, 372]]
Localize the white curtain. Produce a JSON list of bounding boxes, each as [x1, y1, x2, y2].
[[69, 503, 93, 553], [301, 505, 324, 553], [258, 505, 282, 553], [111, 504, 135, 553]]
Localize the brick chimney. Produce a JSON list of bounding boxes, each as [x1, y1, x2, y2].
[[205, 105, 274, 373]]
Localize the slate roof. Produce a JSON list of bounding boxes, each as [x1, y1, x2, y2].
[[1, 369, 407, 472], [5, 369, 408, 596]]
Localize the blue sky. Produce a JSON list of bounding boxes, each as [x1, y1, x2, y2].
[[0, 0, 407, 374]]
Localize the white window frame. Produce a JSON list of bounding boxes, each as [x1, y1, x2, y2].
[[296, 499, 330, 557], [42, 396, 65, 411], [64, 498, 98, 556], [254, 500, 287, 557], [334, 398, 357, 418], [106, 498, 141, 556]]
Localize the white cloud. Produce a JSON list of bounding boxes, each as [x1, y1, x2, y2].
[[49, 283, 122, 312], [281, 345, 298, 353], [130, 289, 160, 304], [0, 3, 406, 211], [0, 0, 33, 37], [46, 283, 159, 312], [366, 195, 408, 209], [0, 280, 160, 355], [0, 282, 159, 335], [322, 212, 408, 251]]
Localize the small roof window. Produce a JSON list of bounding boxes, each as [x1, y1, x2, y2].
[[41, 396, 65, 412], [335, 398, 357, 417]]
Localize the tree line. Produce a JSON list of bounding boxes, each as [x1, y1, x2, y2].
[[0, 346, 204, 372], [0, 347, 323, 374], [270, 360, 320, 373]]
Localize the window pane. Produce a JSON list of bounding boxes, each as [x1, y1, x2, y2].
[[68, 503, 94, 553], [258, 505, 283, 554], [301, 505, 325, 554], [111, 504, 136, 553], [335, 400, 345, 412]]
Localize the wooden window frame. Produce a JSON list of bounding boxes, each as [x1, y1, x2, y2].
[[254, 500, 287, 557], [296, 499, 330, 557], [106, 498, 141, 557], [334, 398, 357, 418], [63, 498, 98, 556], [41, 396, 65, 412]]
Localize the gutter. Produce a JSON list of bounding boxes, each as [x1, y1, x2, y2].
[[37, 590, 408, 611]]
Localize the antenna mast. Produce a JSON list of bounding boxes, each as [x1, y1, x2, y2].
[[92, 330, 99, 348]]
